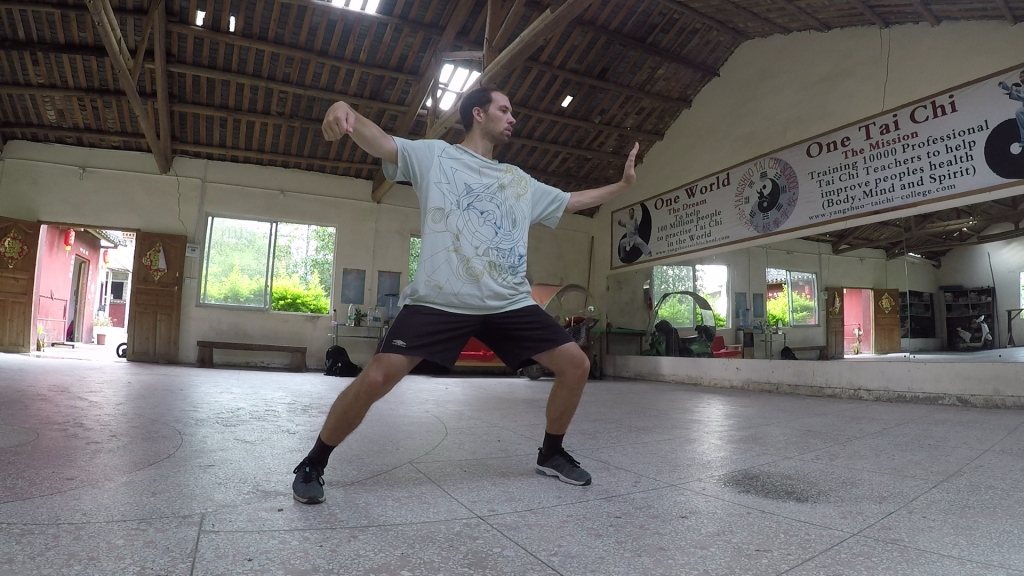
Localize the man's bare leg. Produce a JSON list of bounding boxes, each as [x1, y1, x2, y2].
[[320, 353, 423, 444], [293, 353, 421, 503], [533, 343, 593, 485]]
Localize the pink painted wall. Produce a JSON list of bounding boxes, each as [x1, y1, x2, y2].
[[109, 302, 127, 328], [33, 225, 102, 344], [843, 289, 873, 355]]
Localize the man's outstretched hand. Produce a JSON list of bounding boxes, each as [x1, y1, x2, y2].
[[621, 142, 640, 187], [322, 101, 357, 141]]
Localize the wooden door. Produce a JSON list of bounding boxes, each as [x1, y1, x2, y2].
[[0, 217, 40, 353], [127, 232, 185, 363], [873, 289, 902, 354], [825, 287, 844, 360]]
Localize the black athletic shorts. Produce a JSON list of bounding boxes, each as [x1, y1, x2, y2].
[[377, 304, 575, 371]]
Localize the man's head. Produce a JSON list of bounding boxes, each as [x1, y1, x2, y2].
[[628, 207, 635, 219], [459, 87, 515, 145]]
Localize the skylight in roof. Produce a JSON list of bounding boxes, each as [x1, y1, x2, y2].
[[425, 63, 481, 111], [330, 0, 380, 13]]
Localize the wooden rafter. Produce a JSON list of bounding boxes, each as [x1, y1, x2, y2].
[[129, 0, 161, 84], [830, 226, 863, 251], [1, 123, 377, 171], [651, 0, 748, 41], [845, 0, 887, 27], [153, 0, 171, 165], [770, 0, 828, 32], [994, 0, 1016, 24], [574, 22, 719, 78], [521, 60, 690, 108], [83, 0, 169, 173], [906, 226, 1024, 254], [908, 0, 940, 26], [372, 0, 598, 203], [488, 0, 528, 65], [510, 106, 664, 141], [166, 22, 421, 84], [714, 0, 788, 34], [835, 208, 1024, 254]]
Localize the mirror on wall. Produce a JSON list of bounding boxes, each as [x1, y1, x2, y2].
[[602, 191, 1024, 363]]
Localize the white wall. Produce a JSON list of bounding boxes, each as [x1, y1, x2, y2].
[[0, 140, 594, 368], [593, 21, 1024, 316], [938, 229, 1024, 348]]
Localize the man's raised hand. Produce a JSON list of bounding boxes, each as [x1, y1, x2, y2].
[[322, 101, 357, 141], [621, 142, 640, 187]]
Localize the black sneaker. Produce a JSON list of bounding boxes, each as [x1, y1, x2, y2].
[[536, 448, 592, 486], [292, 458, 325, 504]]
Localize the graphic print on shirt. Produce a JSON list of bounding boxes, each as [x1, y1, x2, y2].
[[417, 146, 530, 302]]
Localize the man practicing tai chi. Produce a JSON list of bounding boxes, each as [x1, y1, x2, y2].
[[1000, 70, 1024, 148], [291, 86, 639, 504], [617, 206, 652, 259]]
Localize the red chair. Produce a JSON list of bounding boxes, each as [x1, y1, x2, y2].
[[712, 335, 743, 358]]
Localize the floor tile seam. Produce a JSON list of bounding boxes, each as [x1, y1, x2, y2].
[[853, 533, 1024, 573], [201, 514, 483, 535], [774, 533, 860, 575], [475, 483, 678, 521], [405, 461, 565, 575], [847, 419, 1024, 539], [188, 513, 204, 576], [0, 512, 206, 527], [475, 516, 565, 576]]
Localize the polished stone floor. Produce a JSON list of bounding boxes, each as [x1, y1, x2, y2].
[[2, 353, 1024, 575]]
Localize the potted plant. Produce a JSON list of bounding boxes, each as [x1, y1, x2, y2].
[[93, 315, 113, 345], [36, 324, 45, 352]]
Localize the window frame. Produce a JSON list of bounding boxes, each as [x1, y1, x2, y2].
[[766, 267, 820, 327], [651, 263, 730, 330], [198, 214, 337, 315]]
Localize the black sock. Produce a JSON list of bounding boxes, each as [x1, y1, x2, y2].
[[542, 432, 564, 456], [304, 435, 336, 470]]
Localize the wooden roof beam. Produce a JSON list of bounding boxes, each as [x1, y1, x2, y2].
[[908, 0, 941, 26], [372, 0, 597, 203], [830, 226, 864, 251], [650, 0, 748, 41], [83, 0, 170, 173], [995, 0, 1016, 23], [713, 0, 788, 34], [845, 0, 887, 27], [173, 144, 376, 171], [907, 226, 1024, 254], [770, 0, 829, 31], [522, 60, 690, 108], [165, 22, 421, 83], [574, 22, 719, 78], [129, 0, 161, 84], [153, 0, 172, 166]]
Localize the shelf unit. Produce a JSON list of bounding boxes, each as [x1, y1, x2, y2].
[[899, 290, 935, 339], [942, 287, 995, 351]]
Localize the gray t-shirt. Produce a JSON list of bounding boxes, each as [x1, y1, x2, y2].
[[382, 137, 570, 314]]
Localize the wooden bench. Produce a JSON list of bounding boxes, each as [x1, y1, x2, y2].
[[196, 341, 308, 372], [788, 345, 829, 360]]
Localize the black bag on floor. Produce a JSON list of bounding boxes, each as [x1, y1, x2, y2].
[[325, 345, 362, 377]]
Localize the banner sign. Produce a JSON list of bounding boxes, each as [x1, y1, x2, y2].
[[611, 63, 1024, 269]]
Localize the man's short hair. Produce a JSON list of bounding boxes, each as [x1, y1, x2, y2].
[[459, 87, 498, 132]]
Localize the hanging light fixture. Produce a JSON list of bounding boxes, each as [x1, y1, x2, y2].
[[63, 229, 76, 252]]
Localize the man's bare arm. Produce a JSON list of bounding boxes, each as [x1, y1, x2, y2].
[[321, 101, 398, 165]]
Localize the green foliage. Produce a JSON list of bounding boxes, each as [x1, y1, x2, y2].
[[767, 286, 817, 327], [202, 218, 335, 314], [409, 237, 422, 282], [205, 265, 265, 306], [271, 272, 329, 314]]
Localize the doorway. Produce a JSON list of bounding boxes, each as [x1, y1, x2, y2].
[[67, 256, 89, 342], [843, 288, 873, 355]]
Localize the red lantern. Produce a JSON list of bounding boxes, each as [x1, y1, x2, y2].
[[63, 229, 75, 252], [102, 250, 109, 266]]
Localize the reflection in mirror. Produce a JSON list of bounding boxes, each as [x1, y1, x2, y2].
[[801, 191, 1024, 363]]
